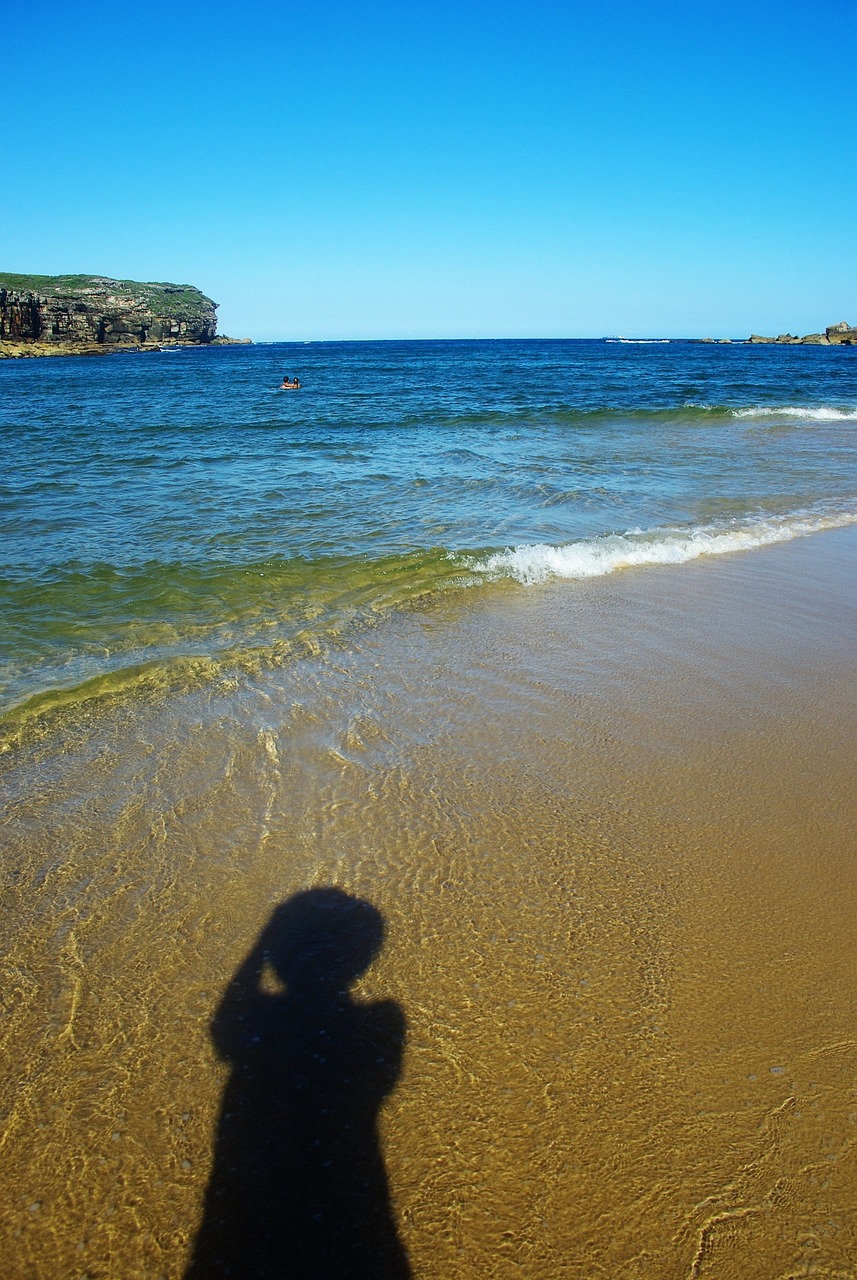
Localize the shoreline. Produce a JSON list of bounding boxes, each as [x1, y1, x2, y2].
[[2, 525, 856, 1277], [3, 332, 855, 356], [0, 336, 251, 359]]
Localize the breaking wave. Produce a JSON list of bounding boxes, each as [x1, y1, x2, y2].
[[5, 506, 856, 741], [471, 510, 857, 585], [732, 406, 857, 422]]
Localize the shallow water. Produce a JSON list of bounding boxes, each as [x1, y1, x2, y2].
[[3, 343, 857, 1276], [2, 524, 856, 1278], [2, 339, 856, 725]]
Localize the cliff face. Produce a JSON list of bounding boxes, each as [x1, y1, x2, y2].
[[0, 273, 218, 349]]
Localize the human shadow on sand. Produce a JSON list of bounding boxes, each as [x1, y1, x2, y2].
[[185, 887, 410, 1280]]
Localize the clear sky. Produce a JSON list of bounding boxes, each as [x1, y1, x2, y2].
[[4, 0, 855, 339]]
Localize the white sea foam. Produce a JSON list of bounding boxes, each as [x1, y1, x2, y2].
[[473, 511, 857, 586], [733, 406, 857, 421]]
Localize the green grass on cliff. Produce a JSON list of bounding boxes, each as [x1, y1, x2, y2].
[[0, 273, 215, 317]]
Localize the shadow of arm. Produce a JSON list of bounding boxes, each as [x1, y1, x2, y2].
[[210, 929, 279, 1061]]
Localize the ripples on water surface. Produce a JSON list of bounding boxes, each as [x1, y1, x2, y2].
[[2, 341, 857, 1279], [1, 338, 856, 722]]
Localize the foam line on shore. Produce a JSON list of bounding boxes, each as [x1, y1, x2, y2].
[[472, 510, 857, 585], [732, 405, 857, 421]]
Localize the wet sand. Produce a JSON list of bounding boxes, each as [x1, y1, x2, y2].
[[2, 525, 856, 1278]]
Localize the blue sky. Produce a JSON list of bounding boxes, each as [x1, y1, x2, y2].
[[5, 1, 855, 339]]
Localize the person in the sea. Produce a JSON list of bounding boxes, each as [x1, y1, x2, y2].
[[280, 375, 301, 389]]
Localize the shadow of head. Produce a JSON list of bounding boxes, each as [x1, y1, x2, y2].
[[263, 887, 385, 996]]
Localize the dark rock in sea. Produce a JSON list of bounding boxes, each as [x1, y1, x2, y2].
[[826, 321, 857, 344], [0, 273, 221, 356], [747, 321, 856, 346]]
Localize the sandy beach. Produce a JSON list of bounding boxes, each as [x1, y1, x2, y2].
[[7, 1, 855, 1272], [2, 523, 856, 1278]]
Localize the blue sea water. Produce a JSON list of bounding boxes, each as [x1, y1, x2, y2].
[[1, 338, 856, 724]]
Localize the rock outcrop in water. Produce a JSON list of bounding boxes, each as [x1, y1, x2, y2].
[[747, 321, 857, 345], [0, 273, 238, 356]]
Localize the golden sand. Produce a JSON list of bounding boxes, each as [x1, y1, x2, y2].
[[1, 526, 856, 1278]]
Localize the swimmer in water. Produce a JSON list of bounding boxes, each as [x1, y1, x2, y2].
[[280, 375, 301, 390]]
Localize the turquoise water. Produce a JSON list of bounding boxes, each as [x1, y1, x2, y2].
[[2, 339, 856, 723]]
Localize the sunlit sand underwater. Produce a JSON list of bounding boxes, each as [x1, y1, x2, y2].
[[2, 524, 856, 1279]]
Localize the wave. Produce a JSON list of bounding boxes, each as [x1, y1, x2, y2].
[[388, 402, 857, 432], [732, 406, 857, 422], [470, 509, 857, 585], [4, 506, 856, 741], [0, 549, 472, 735]]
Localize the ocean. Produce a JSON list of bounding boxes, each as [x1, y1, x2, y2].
[[2, 339, 857, 1278], [2, 338, 856, 731]]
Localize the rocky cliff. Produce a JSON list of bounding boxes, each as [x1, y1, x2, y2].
[[747, 320, 857, 345], [0, 273, 219, 353]]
